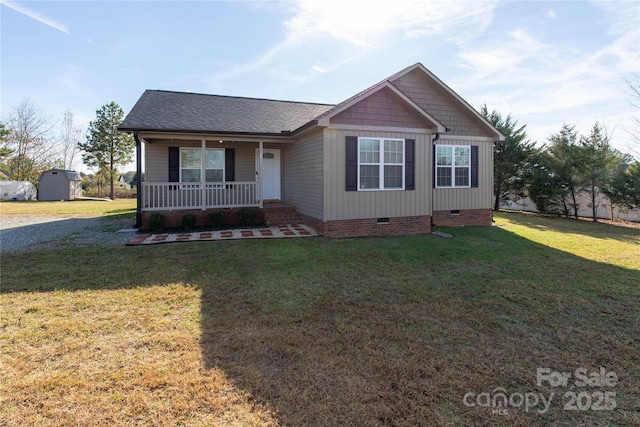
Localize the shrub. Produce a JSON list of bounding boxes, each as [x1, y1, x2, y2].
[[208, 211, 225, 228], [148, 213, 166, 232], [181, 214, 197, 231], [236, 207, 258, 226]]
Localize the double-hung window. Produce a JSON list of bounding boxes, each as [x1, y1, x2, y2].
[[358, 137, 404, 190], [180, 148, 224, 188], [435, 145, 471, 188]]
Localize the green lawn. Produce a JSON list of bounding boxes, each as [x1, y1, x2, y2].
[[0, 199, 136, 216], [1, 211, 638, 426]]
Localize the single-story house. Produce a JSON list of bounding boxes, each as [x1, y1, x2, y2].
[[119, 63, 504, 237], [38, 169, 83, 201]]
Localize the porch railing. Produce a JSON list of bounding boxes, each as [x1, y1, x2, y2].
[[141, 181, 260, 211]]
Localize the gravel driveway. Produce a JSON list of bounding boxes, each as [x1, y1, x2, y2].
[[0, 215, 139, 254]]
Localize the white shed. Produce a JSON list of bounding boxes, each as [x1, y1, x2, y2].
[[0, 181, 37, 200], [38, 169, 83, 201]]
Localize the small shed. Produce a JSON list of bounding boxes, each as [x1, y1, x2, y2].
[[0, 181, 37, 200], [38, 169, 83, 201]]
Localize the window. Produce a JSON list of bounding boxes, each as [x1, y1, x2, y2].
[[436, 145, 470, 188], [358, 137, 404, 190], [180, 148, 224, 188]]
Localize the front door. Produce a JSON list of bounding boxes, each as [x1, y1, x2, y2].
[[256, 149, 281, 200]]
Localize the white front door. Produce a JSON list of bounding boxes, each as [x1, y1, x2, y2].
[[256, 149, 281, 200]]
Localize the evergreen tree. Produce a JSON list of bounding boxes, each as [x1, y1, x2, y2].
[[480, 105, 537, 211], [578, 123, 629, 221], [605, 161, 640, 212], [79, 102, 134, 199], [545, 124, 582, 218]]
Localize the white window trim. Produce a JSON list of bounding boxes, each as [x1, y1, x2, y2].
[[179, 147, 225, 189], [357, 137, 405, 191], [435, 145, 471, 188]]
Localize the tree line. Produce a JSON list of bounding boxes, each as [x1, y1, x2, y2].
[[0, 99, 133, 199], [483, 108, 639, 222]]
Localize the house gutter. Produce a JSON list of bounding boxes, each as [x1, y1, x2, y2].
[[133, 131, 142, 228], [118, 127, 296, 139]]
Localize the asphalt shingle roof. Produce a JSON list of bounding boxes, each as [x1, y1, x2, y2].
[[119, 90, 335, 135]]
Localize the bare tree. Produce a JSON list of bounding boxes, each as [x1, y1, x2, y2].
[[5, 99, 57, 183], [58, 109, 82, 170]]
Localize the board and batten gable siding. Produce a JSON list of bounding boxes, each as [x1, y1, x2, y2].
[[432, 138, 494, 211], [323, 128, 432, 221], [144, 140, 260, 182], [282, 129, 324, 220], [330, 87, 432, 129], [391, 69, 492, 138]]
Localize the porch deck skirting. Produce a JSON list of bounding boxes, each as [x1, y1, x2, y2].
[[142, 181, 259, 211]]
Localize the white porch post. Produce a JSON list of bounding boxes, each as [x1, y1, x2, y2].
[[200, 139, 206, 211], [258, 141, 264, 208]]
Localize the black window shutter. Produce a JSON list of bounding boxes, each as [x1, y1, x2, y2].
[[432, 144, 436, 188], [405, 139, 415, 190], [168, 147, 179, 182], [225, 148, 235, 182], [345, 136, 358, 191], [471, 145, 479, 188]]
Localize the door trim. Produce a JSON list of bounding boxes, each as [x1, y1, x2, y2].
[[256, 148, 281, 200]]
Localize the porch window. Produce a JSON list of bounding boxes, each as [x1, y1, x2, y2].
[[358, 137, 404, 190], [180, 148, 224, 187], [435, 145, 470, 188]]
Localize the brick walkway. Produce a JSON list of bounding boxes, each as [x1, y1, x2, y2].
[[127, 224, 318, 246]]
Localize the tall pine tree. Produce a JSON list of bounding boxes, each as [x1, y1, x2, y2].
[[79, 102, 134, 199]]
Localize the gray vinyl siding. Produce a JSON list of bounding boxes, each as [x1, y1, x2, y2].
[[323, 128, 432, 221], [144, 140, 259, 182], [392, 69, 493, 137], [432, 139, 494, 211], [282, 130, 324, 220]]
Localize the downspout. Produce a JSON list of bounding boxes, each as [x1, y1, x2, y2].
[[431, 132, 440, 228], [133, 131, 142, 228]]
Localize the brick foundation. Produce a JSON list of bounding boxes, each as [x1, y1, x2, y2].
[[140, 208, 266, 230], [262, 205, 301, 226], [318, 215, 432, 238], [140, 208, 490, 236], [432, 208, 492, 227]]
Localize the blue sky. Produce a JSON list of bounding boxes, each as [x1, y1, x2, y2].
[[1, 0, 638, 172]]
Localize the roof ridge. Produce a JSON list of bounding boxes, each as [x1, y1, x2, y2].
[[147, 89, 336, 107]]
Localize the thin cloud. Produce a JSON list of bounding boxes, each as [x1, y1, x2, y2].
[[208, 0, 499, 84], [1, 0, 69, 34], [284, 0, 498, 47], [454, 2, 638, 154]]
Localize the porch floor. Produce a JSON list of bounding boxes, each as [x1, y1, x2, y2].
[[126, 224, 318, 246]]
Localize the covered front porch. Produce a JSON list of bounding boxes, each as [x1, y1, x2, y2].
[[136, 133, 287, 215], [142, 181, 259, 211]]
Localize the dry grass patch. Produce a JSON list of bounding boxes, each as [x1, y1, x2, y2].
[[2, 284, 277, 426], [1, 211, 639, 426]]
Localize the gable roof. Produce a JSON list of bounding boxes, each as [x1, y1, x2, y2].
[[317, 62, 504, 140], [119, 90, 335, 136], [394, 63, 505, 140], [315, 81, 446, 132], [120, 63, 504, 140]]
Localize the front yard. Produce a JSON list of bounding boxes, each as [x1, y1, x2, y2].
[[1, 211, 638, 426]]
